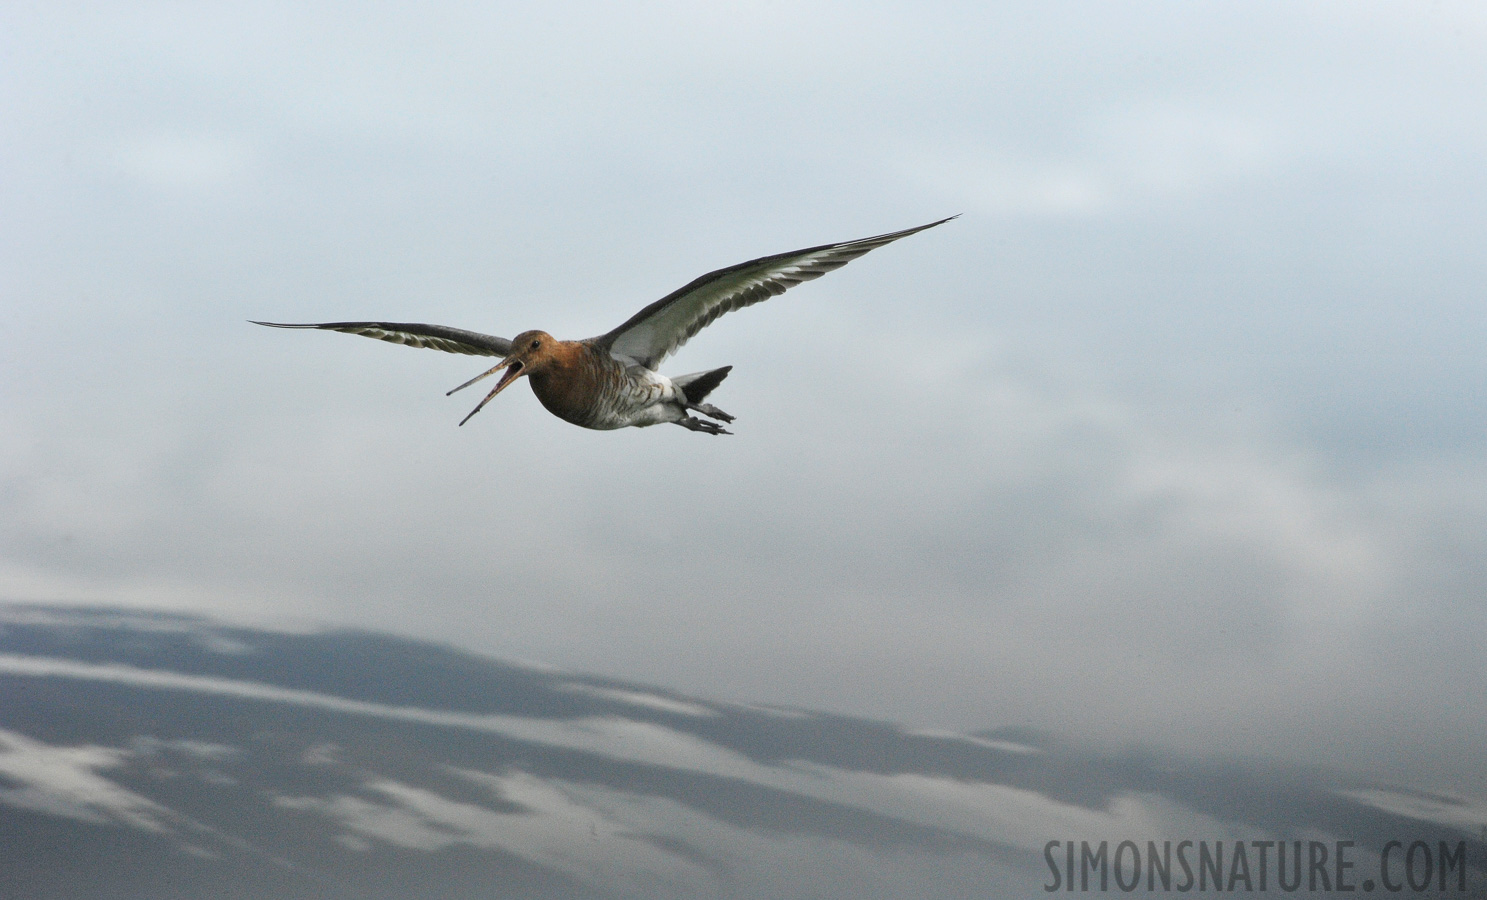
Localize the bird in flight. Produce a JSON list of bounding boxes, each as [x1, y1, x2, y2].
[[255, 216, 954, 435]]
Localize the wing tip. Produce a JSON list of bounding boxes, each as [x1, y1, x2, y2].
[[837, 214, 960, 250], [900, 214, 960, 235]]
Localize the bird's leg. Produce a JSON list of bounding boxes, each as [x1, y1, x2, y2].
[[674, 416, 731, 435], [686, 402, 735, 423]]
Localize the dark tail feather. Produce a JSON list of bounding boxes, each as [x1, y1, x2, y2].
[[673, 366, 732, 403]]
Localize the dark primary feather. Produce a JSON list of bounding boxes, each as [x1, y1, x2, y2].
[[251, 321, 513, 357], [594, 216, 957, 369]]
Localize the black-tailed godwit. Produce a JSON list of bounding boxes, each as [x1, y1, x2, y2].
[[255, 217, 954, 434]]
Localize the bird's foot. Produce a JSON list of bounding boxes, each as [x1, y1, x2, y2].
[[675, 416, 732, 435], [687, 402, 735, 423]]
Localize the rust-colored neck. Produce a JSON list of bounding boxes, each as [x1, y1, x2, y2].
[[525, 340, 614, 427]]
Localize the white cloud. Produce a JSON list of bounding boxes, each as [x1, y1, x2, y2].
[[0, 728, 171, 832], [1340, 788, 1487, 837], [558, 682, 719, 717], [278, 769, 707, 894]]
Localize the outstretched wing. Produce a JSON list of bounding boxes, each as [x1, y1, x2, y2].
[[594, 216, 956, 369], [251, 321, 512, 357]]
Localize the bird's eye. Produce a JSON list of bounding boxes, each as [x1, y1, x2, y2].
[[530, 339, 541, 349]]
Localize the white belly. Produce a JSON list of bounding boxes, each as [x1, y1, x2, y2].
[[584, 365, 685, 430]]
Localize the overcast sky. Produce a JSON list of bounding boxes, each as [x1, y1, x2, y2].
[[3, 2, 1485, 793]]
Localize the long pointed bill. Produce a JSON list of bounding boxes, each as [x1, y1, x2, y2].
[[457, 360, 525, 426], [447, 357, 514, 396]]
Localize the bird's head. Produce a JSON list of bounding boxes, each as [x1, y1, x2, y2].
[[448, 330, 557, 426], [502, 330, 559, 376]]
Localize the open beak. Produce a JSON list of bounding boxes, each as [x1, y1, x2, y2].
[[450, 357, 526, 426]]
